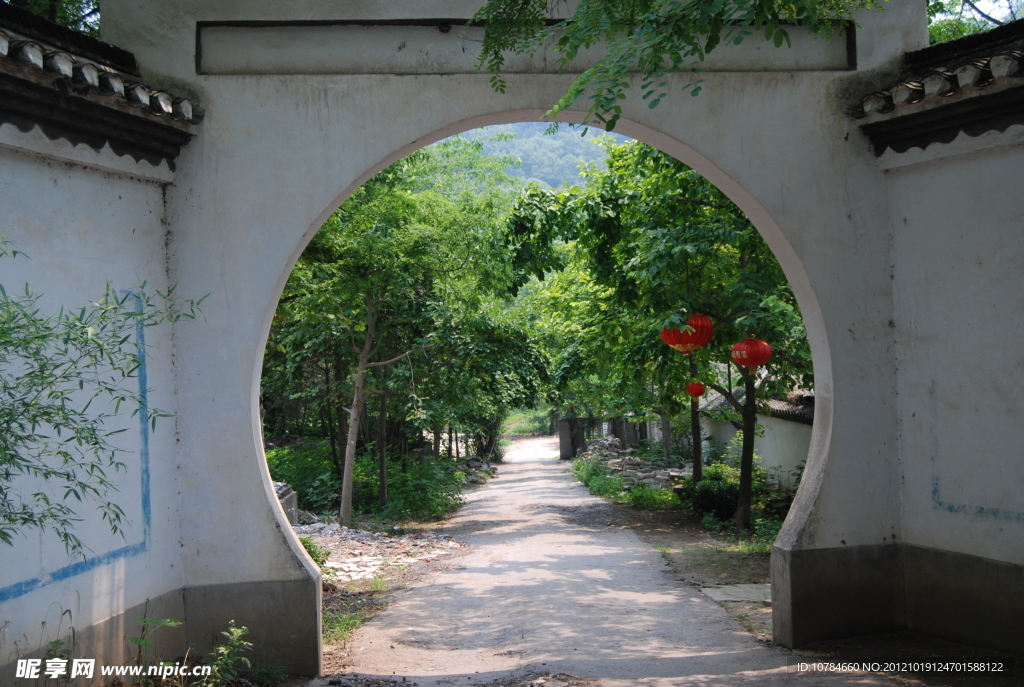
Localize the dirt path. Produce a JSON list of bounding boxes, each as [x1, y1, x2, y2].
[[311, 436, 897, 686]]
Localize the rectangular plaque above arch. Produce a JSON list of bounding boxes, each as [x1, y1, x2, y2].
[[195, 20, 854, 76]]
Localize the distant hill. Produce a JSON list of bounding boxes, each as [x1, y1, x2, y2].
[[470, 122, 630, 189]]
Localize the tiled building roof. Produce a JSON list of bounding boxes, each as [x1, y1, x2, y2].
[[765, 396, 814, 426], [700, 390, 815, 426], [853, 18, 1024, 156], [0, 3, 198, 169]]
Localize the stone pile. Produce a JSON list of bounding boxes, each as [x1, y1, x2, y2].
[[456, 457, 497, 485], [584, 437, 686, 491], [293, 523, 467, 582]]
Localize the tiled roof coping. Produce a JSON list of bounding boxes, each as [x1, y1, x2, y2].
[[0, 11, 199, 169], [904, 16, 1024, 75], [852, 19, 1024, 155], [0, 2, 138, 75]]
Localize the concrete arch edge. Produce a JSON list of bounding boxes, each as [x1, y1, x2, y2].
[[251, 109, 838, 667]]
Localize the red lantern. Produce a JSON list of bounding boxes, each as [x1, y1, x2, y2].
[[685, 382, 706, 398], [731, 338, 772, 371], [660, 314, 714, 354]]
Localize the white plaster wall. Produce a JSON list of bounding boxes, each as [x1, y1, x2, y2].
[[755, 418, 812, 489], [890, 131, 1024, 565], [0, 132, 184, 665], [700, 416, 810, 489], [85, 0, 929, 652]]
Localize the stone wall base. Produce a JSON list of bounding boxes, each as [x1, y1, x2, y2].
[[773, 543, 1024, 653], [183, 579, 321, 676], [2, 579, 320, 681]]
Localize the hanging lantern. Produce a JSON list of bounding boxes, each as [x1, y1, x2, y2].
[[660, 314, 714, 354], [685, 382, 706, 398], [731, 338, 772, 372]]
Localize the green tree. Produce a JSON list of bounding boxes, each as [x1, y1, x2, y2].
[[473, 0, 885, 129], [927, 1, 1004, 44], [264, 136, 546, 524], [503, 141, 812, 529], [0, 238, 201, 553]]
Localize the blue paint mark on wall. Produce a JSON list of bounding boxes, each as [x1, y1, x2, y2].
[[0, 296, 152, 603], [928, 379, 1024, 522]]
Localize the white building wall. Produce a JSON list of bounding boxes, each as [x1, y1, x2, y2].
[[0, 135, 186, 666], [889, 135, 1024, 566], [9, 0, 1019, 666], [700, 416, 811, 489], [95, 0, 923, 657]]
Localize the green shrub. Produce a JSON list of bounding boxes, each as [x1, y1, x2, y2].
[[753, 516, 784, 543], [630, 440, 671, 466], [299, 536, 330, 568], [701, 512, 732, 533], [378, 461, 465, 522], [265, 442, 341, 513], [572, 454, 625, 499], [703, 461, 740, 483], [626, 483, 681, 510], [269, 441, 468, 523], [502, 406, 554, 435], [587, 472, 626, 499], [691, 479, 740, 520], [705, 441, 729, 465]]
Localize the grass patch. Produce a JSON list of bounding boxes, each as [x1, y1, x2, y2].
[[322, 591, 389, 644], [698, 513, 783, 555], [299, 536, 330, 567], [247, 662, 285, 687], [322, 609, 371, 644], [502, 406, 553, 435], [626, 482, 682, 510]]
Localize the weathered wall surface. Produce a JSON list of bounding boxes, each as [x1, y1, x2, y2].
[[888, 130, 1024, 649], [0, 132, 187, 671]]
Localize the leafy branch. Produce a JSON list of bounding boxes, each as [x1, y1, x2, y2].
[[0, 236, 204, 554], [474, 0, 886, 129]]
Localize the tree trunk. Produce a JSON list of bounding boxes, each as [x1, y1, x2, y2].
[[401, 432, 408, 473], [334, 404, 347, 481], [689, 355, 703, 483], [734, 372, 757, 530], [447, 425, 453, 458], [324, 361, 340, 472], [690, 397, 703, 483], [340, 305, 377, 526], [378, 393, 388, 507], [432, 428, 441, 459], [340, 361, 369, 526]]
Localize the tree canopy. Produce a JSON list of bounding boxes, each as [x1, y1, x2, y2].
[[501, 140, 812, 527], [262, 136, 548, 524]]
